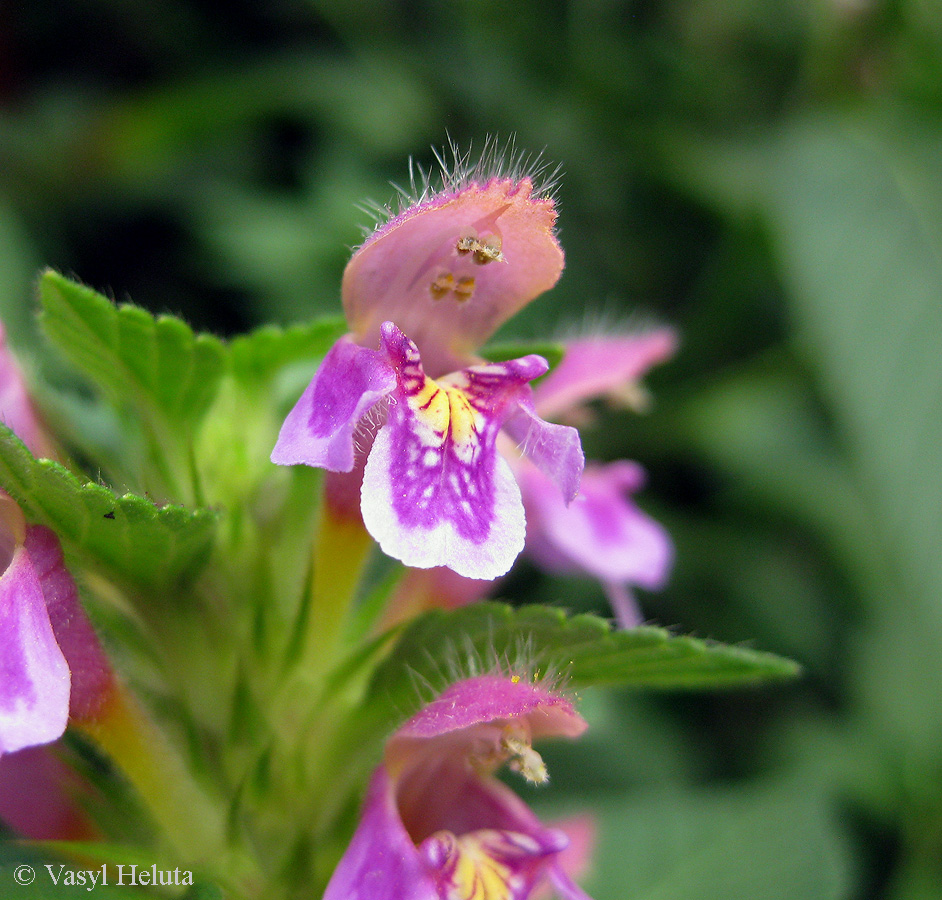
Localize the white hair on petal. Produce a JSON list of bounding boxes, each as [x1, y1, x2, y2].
[[357, 135, 563, 239]]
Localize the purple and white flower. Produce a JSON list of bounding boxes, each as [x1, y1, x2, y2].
[[323, 674, 594, 900], [273, 164, 583, 579], [385, 330, 676, 627], [273, 322, 581, 579]]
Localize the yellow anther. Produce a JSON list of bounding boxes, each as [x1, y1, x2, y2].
[[473, 235, 504, 264], [501, 731, 548, 785], [454, 276, 476, 300], [455, 232, 505, 265], [430, 272, 456, 298]]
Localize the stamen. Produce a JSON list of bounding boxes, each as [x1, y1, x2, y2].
[[454, 276, 476, 300], [474, 235, 504, 265], [456, 234, 478, 255], [431, 272, 456, 298], [500, 728, 548, 785], [455, 232, 505, 265]]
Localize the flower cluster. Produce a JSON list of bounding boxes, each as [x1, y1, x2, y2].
[[0, 145, 725, 900]]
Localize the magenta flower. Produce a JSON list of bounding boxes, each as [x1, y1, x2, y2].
[[0, 323, 53, 460], [0, 506, 113, 760], [273, 164, 583, 579], [518, 461, 672, 629], [0, 746, 98, 840], [323, 674, 594, 900]]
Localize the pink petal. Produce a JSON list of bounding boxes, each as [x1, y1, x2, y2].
[[323, 767, 439, 900], [521, 460, 672, 592], [0, 746, 97, 840], [391, 675, 586, 745], [271, 336, 396, 472], [0, 543, 70, 756], [533, 329, 677, 421], [344, 178, 564, 377], [503, 400, 584, 503], [0, 322, 52, 458], [25, 526, 113, 722]]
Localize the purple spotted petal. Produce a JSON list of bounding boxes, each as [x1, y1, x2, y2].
[[532, 329, 677, 420], [420, 826, 568, 900], [502, 399, 584, 503], [0, 537, 70, 757], [360, 324, 549, 580], [271, 336, 396, 472], [344, 178, 564, 377]]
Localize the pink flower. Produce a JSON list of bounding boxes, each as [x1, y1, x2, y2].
[[0, 746, 98, 841], [0, 323, 53, 460], [324, 674, 594, 900], [273, 159, 583, 579], [343, 170, 564, 379]]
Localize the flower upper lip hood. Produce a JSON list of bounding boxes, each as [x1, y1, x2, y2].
[[343, 177, 564, 378], [323, 674, 594, 900]]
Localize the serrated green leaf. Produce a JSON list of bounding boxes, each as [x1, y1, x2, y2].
[[369, 602, 799, 713], [38, 270, 227, 502], [0, 424, 216, 591], [227, 317, 346, 387], [39, 270, 227, 431]]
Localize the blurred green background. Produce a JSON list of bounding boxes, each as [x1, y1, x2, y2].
[[2, 1, 941, 898]]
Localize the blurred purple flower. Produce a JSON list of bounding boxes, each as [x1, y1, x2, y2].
[[324, 674, 594, 900], [518, 330, 676, 627]]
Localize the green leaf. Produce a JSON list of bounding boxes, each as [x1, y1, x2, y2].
[[39, 270, 227, 433], [764, 113, 942, 759], [0, 424, 217, 591], [38, 270, 227, 502], [369, 602, 799, 713], [556, 781, 853, 900], [227, 317, 346, 387]]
